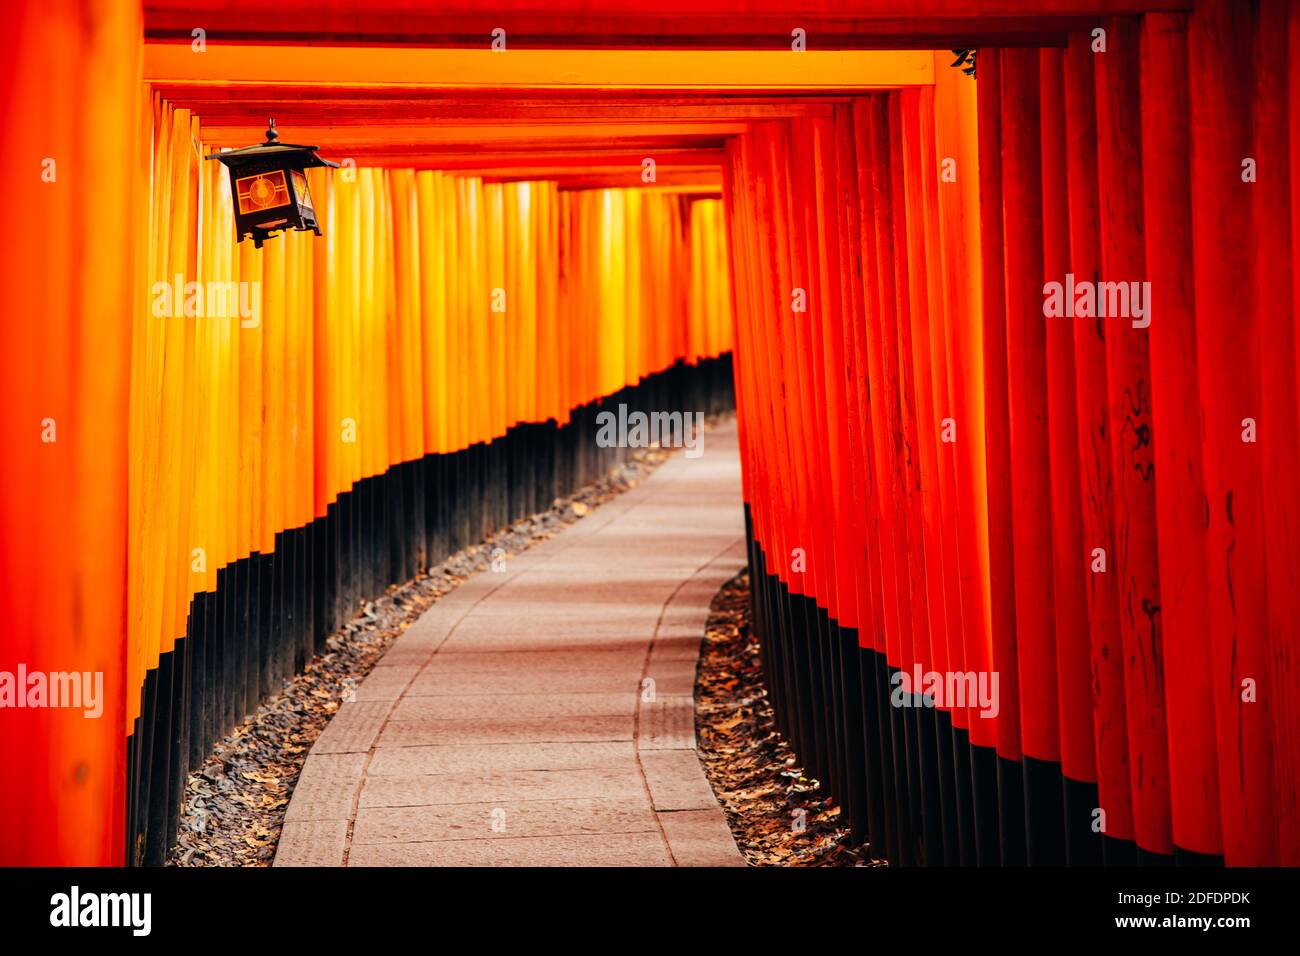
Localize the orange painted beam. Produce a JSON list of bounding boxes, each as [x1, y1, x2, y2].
[[152, 87, 848, 118], [198, 121, 747, 150], [144, 44, 936, 90]]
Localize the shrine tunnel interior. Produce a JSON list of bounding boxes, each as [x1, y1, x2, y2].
[[2, 0, 1298, 867]]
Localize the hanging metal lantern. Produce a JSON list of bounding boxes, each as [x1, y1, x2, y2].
[[206, 118, 339, 248]]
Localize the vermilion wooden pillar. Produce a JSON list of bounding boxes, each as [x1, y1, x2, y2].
[[932, 61, 997, 866], [1095, 14, 1172, 861], [976, 48, 1024, 866], [901, 86, 960, 865], [843, 103, 899, 863], [1287, 0, 1300, 869], [1039, 45, 1098, 866], [932, 84, 984, 866], [889, 92, 951, 865], [1000, 45, 1063, 866], [862, 96, 922, 864], [813, 112, 855, 819], [826, 107, 873, 849], [1255, 0, 1300, 867], [789, 115, 836, 787], [1062, 28, 1134, 861], [805, 113, 842, 798], [1139, 11, 1222, 862], [1190, 0, 1276, 866]]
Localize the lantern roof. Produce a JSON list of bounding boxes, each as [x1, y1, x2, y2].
[[205, 118, 340, 169]]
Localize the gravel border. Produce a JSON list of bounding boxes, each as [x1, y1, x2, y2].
[[695, 569, 885, 866]]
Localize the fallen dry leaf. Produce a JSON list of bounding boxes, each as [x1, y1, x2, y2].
[[715, 714, 746, 735]]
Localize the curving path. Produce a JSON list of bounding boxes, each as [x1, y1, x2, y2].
[[275, 421, 746, 866]]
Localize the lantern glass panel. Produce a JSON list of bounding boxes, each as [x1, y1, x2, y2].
[[291, 169, 314, 213], [236, 169, 291, 215]]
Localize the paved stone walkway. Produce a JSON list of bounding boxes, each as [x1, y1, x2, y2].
[[276, 421, 746, 866]]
